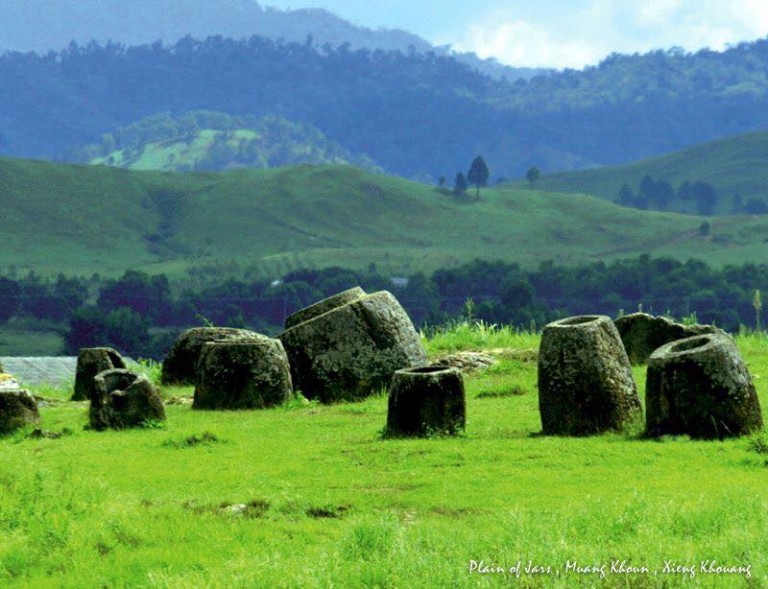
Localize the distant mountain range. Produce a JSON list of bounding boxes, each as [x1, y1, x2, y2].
[[2, 4, 768, 180], [0, 0, 546, 81]]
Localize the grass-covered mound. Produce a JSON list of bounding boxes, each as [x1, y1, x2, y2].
[[518, 130, 768, 215], [2, 157, 768, 278], [1, 325, 767, 587]]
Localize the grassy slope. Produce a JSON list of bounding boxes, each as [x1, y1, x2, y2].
[[90, 129, 255, 170], [1, 327, 767, 587], [2, 157, 768, 279], [517, 130, 768, 211]]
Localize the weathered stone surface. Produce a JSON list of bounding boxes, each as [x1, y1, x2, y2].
[[386, 365, 465, 437], [194, 336, 293, 410], [279, 290, 427, 403], [90, 369, 166, 430], [0, 388, 40, 435], [430, 351, 497, 373], [646, 333, 763, 439], [538, 315, 642, 436], [72, 347, 127, 401], [284, 286, 366, 330], [614, 312, 720, 364], [161, 327, 261, 385]]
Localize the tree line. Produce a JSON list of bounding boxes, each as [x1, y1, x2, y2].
[[0, 255, 765, 359], [616, 175, 767, 215]]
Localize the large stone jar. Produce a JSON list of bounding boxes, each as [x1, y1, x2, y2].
[[538, 315, 642, 436], [194, 337, 293, 410], [614, 312, 719, 365], [646, 333, 763, 439], [72, 347, 127, 401], [161, 327, 261, 385], [279, 290, 427, 403], [90, 369, 166, 430], [386, 365, 466, 437], [284, 286, 366, 330], [0, 376, 39, 435]]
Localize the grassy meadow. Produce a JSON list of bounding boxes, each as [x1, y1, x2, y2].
[[2, 157, 768, 280], [1, 324, 767, 587], [516, 130, 768, 213]]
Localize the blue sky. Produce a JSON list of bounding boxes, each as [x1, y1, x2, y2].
[[263, 0, 768, 68]]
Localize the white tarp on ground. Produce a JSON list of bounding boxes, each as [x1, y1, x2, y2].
[[0, 357, 77, 388]]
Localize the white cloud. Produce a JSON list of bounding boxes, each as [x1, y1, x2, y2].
[[456, 18, 603, 69], [452, 0, 768, 69]]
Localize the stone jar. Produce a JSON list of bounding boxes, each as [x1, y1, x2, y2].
[[386, 365, 466, 437], [194, 337, 293, 410], [646, 333, 763, 439], [538, 315, 642, 436], [279, 290, 427, 403]]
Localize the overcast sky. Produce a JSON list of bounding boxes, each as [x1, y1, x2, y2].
[[264, 0, 768, 68]]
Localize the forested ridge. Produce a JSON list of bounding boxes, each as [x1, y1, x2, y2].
[[2, 35, 768, 179]]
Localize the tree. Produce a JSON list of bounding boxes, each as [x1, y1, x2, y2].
[[617, 183, 634, 206], [0, 277, 21, 324], [692, 181, 718, 215], [453, 172, 468, 195], [526, 166, 541, 189], [467, 155, 489, 200]]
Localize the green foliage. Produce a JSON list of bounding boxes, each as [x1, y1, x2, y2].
[[467, 155, 489, 200], [83, 111, 381, 172], [452, 171, 468, 195], [526, 166, 541, 188]]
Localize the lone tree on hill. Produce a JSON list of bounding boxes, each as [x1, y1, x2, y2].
[[453, 171, 468, 195], [467, 155, 489, 200], [526, 166, 541, 189]]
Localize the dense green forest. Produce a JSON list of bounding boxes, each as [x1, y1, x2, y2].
[[1, 256, 765, 358], [3, 35, 768, 179]]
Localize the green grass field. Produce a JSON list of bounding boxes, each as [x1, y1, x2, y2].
[[2, 157, 768, 279], [2, 325, 767, 587], [515, 130, 768, 213]]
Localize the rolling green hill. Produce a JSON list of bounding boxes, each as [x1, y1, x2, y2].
[[2, 157, 768, 279], [520, 131, 768, 214], [78, 112, 380, 173]]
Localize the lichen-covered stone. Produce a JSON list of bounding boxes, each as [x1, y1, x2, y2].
[[614, 312, 720, 364], [161, 327, 261, 385], [284, 286, 366, 330], [386, 365, 465, 437], [538, 315, 642, 436], [279, 290, 427, 403], [194, 337, 292, 410], [646, 333, 763, 439], [0, 388, 39, 435], [72, 347, 126, 401], [90, 369, 166, 430]]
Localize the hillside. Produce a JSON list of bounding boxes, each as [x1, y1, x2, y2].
[[4, 37, 768, 180], [2, 158, 768, 278], [77, 112, 380, 172], [515, 131, 768, 215]]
